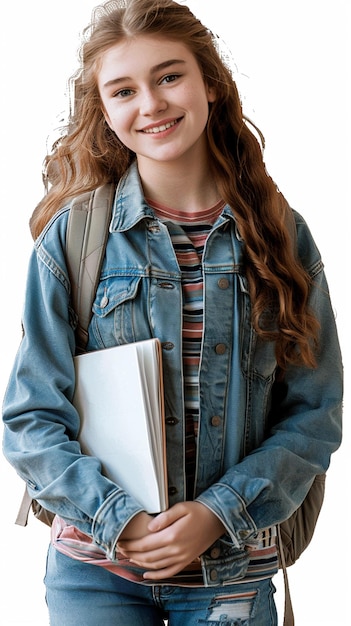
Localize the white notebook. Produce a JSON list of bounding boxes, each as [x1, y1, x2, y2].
[[73, 338, 168, 513]]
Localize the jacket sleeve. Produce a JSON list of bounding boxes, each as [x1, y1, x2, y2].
[[2, 210, 144, 560], [196, 212, 343, 547]]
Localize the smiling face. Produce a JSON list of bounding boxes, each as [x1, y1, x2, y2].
[[98, 36, 216, 171]]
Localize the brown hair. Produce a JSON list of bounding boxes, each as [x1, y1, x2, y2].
[[30, 0, 319, 369]]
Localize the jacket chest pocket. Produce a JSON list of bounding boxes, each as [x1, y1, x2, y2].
[[239, 279, 278, 448], [250, 334, 277, 380], [89, 275, 150, 348], [239, 276, 278, 382]]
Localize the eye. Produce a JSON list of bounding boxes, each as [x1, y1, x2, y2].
[[113, 88, 135, 98], [160, 73, 180, 85]]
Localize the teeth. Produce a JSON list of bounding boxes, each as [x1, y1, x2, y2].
[[143, 119, 178, 134]]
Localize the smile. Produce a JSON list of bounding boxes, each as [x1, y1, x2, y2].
[[141, 118, 181, 134]]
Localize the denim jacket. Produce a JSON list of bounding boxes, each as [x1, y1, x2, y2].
[[2, 162, 343, 585]]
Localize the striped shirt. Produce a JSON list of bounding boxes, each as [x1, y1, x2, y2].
[[52, 199, 278, 585], [149, 199, 226, 500]]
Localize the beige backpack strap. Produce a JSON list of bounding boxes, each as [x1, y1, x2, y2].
[[15, 486, 32, 526], [277, 525, 295, 626], [277, 201, 296, 625], [66, 183, 115, 352]]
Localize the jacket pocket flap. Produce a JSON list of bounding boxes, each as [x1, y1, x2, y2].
[[92, 275, 141, 317]]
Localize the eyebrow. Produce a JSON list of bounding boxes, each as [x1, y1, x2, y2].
[[102, 58, 186, 89]]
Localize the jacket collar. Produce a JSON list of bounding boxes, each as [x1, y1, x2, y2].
[[110, 161, 154, 233], [110, 160, 237, 233]]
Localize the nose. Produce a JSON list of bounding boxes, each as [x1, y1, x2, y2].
[[139, 88, 167, 116]]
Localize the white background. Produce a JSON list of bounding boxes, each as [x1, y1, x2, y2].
[[0, 1, 349, 624]]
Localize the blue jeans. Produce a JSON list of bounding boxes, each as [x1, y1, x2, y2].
[[45, 545, 278, 625]]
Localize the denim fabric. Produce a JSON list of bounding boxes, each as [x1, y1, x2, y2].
[[45, 545, 278, 626], [3, 161, 343, 585]]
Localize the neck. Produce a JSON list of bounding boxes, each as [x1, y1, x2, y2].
[[137, 154, 220, 213]]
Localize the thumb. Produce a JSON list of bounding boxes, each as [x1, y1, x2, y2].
[[147, 504, 185, 532]]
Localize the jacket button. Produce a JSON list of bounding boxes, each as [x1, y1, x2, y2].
[[210, 569, 218, 581], [210, 547, 221, 559], [211, 415, 221, 427], [165, 416, 179, 426], [218, 278, 229, 290], [100, 295, 109, 308], [168, 486, 178, 496], [147, 221, 160, 233], [162, 342, 175, 351], [215, 343, 226, 355]]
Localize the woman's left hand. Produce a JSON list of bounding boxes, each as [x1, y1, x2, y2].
[[117, 501, 225, 580]]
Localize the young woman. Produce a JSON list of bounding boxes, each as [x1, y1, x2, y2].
[[2, 1, 343, 624]]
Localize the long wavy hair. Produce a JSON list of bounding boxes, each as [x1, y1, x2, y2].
[[30, 0, 319, 369]]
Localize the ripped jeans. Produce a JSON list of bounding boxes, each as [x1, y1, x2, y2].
[[45, 546, 278, 625]]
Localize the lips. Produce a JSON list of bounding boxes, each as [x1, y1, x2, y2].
[[140, 117, 182, 134]]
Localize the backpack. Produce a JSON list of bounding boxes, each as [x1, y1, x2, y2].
[[15, 185, 325, 625]]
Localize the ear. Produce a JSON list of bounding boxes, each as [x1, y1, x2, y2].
[[101, 106, 113, 130], [206, 84, 216, 103]]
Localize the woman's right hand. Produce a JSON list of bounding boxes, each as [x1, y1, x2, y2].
[[118, 511, 155, 542]]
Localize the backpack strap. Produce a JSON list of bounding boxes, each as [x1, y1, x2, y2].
[[278, 200, 297, 626], [278, 525, 295, 626], [15, 487, 33, 526], [66, 183, 115, 353]]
